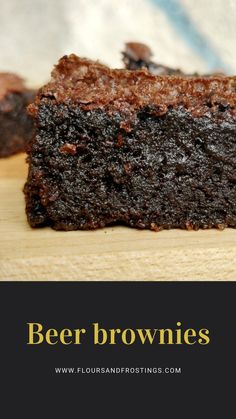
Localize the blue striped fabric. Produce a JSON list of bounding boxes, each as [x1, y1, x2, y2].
[[151, 0, 232, 73]]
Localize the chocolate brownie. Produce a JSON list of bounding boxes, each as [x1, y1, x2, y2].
[[0, 73, 35, 157], [123, 42, 224, 77], [123, 42, 184, 75], [24, 54, 236, 231]]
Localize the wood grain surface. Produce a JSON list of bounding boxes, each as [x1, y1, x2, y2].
[[0, 154, 236, 281]]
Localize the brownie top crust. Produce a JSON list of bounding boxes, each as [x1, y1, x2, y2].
[[0, 73, 26, 100], [30, 54, 236, 117]]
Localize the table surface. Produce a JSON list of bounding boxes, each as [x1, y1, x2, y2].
[[0, 154, 236, 281]]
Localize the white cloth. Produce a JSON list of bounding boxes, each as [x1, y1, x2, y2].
[[0, 0, 235, 86]]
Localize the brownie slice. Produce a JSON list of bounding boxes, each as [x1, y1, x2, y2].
[[0, 73, 35, 157], [25, 54, 236, 231], [122, 42, 184, 75], [122, 42, 224, 77]]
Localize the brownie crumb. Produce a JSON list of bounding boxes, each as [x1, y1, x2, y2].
[[59, 143, 77, 155]]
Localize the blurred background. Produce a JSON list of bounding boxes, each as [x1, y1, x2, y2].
[[0, 0, 235, 86]]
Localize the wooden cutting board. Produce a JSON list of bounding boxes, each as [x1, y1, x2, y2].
[[0, 153, 236, 281]]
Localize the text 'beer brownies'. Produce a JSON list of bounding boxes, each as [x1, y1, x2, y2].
[[25, 54, 236, 231]]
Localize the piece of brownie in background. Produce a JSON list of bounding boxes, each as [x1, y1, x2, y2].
[[0, 73, 35, 157], [123, 42, 224, 77], [25, 54, 236, 231], [122, 42, 184, 75]]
